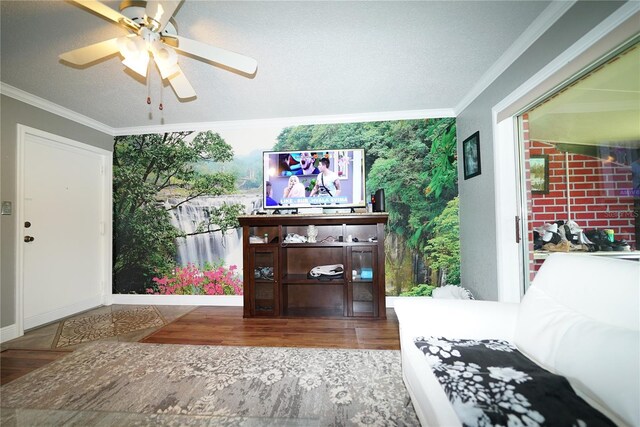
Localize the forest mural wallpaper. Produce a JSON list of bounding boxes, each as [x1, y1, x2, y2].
[[113, 117, 459, 296]]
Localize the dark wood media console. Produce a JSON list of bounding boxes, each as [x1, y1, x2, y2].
[[239, 213, 388, 319]]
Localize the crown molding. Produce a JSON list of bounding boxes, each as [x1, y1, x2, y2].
[[1, 81, 453, 136], [112, 108, 456, 136], [454, 0, 576, 115], [0, 82, 116, 136]]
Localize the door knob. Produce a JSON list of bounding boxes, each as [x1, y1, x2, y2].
[[24, 236, 35, 242]]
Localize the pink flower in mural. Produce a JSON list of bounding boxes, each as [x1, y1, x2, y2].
[[146, 263, 243, 296]]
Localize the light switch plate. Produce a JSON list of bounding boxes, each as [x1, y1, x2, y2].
[[1, 201, 12, 215]]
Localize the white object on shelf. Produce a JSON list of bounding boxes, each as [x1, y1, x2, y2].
[[307, 225, 318, 243]]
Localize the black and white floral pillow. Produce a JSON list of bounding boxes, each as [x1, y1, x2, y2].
[[414, 337, 614, 427]]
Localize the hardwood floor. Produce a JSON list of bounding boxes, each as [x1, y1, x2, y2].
[[1, 306, 400, 385], [1, 349, 72, 385], [141, 306, 400, 349]]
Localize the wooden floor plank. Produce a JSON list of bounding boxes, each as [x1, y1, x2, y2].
[[1, 349, 72, 385], [141, 306, 400, 350]]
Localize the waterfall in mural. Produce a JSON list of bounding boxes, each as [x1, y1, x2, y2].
[[167, 194, 261, 269]]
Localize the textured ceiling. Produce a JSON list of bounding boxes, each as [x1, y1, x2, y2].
[[1, 1, 551, 130]]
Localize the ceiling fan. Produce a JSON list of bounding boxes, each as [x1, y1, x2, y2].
[[59, 0, 258, 101]]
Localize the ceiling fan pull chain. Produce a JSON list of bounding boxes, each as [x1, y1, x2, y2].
[[159, 77, 164, 111], [146, 63, 152, 106]]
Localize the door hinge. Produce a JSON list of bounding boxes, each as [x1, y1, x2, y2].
[[515, 215, 521, 243]]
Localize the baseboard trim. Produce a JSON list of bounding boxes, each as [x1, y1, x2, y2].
[[111, 294, 244, 306], [0, 324, 20, 343], [23, 296, 103, 330], [110, 295, 401, 308]]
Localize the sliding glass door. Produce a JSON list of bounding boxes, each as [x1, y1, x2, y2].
[[518, 41, 640, 285]]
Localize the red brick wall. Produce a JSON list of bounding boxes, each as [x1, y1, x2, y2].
[[522, 114, 636, 280], [529, 141, 635, 244]]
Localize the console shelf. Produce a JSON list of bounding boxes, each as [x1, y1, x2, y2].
[[239, 213, 388, 319], [281, 274, 345, 285]]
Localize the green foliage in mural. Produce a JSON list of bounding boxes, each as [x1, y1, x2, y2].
[[400, 284, 437, 297], [113, 131, 241, 293], [425, 196, 460, 285], [425, 119, 458, 199], [274, 118, 458, 293]]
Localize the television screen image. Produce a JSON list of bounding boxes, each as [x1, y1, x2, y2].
[[263, 149, 366, 210]]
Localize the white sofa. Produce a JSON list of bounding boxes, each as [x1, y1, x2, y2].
[[394, 253, 639, 427]]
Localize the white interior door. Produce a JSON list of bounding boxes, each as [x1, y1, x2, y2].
[[19, 126, 110, 330]]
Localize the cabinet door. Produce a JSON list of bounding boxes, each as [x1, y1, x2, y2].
[[348, 246, 377, 317], [249, 246, 279, 316]]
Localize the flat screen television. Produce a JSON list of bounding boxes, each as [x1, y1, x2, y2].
[[263, 149, 366, 211]]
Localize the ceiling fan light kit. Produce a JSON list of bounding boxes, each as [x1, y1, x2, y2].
[[122, 54, 150, 77], [117, 33, 146, 58], [117, 33, 149, 77], [59, 0, 258, 103], [151, 40, 180, 79]]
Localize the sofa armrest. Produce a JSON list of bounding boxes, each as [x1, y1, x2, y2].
[[393, 297, 519, 341]]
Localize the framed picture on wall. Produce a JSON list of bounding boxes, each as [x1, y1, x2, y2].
[[462, 131, 481, 180], [530, 155, 549, 194]]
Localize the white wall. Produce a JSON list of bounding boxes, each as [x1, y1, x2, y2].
[[456, 1, 627, 300], [0, 95, 113, 328]]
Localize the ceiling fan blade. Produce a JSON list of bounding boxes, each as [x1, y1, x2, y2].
[[59, 37, 121, 65], [71, 1, 140, 30], [145, 1, 181, 32], [168, 67, 196, 99], [174, 35, 257, 75]]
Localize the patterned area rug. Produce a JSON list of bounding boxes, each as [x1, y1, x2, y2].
[[52, 306, 166, 348], [0, 342, 418, 426]]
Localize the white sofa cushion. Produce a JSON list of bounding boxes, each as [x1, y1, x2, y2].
[[554, 316, 639, 427], [393, 298, 518, 341], [394, 298, 518, 426], [414, 336, 618, 426], [515, 253, 639, 427]]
